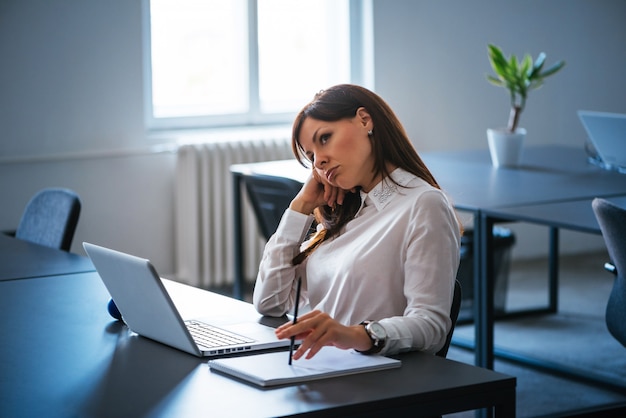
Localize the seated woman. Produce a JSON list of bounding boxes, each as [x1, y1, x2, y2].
[[253, 84, 462, 359]]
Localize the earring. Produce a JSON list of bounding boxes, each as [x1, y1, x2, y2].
[[367, 130, 373, 136]]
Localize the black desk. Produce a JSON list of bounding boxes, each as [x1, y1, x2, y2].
[[0, 233, 94, 281], [0, 272, 515, 417], [231, 145, 626, 373], [484, 196, 626, 235], [472, 195, 626, 391]]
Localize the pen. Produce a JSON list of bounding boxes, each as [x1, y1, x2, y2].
[[288, 276, 302, 365]]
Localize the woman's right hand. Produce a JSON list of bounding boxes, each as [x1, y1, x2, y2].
[[289, 169, 348, 215]]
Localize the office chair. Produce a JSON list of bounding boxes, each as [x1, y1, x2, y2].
[[436, 279, 462, 358], [242, 174, 303, 240], [591, 198, 626, 347], [14, 187, 82, 252]]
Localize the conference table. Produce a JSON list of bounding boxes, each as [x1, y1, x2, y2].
[[0, 237, 516, 418], [0, 232, 94, 281], [474, 194, 626, 391], [421, 146, 626, 371], [231, 145, 626, 376]]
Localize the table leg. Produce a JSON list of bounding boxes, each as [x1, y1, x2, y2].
[[494, 388, 517, 417], [548, 227, 559, 313], [232, 172, 244, 300], [475, 212, 496, 370]]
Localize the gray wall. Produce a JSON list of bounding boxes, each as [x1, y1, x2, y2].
[[374, 0, 626, 151], [373, 0, 626, 257], [1, 0, 624, 277]]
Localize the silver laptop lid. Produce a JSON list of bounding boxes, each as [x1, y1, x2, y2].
[[84, 242, 201, 356], [578, 110, 626, 173], [83, 242, 291, 358]]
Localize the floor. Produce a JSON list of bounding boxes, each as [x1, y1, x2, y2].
[[445, 251, 626, 417]]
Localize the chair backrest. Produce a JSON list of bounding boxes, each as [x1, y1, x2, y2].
[[15, 188, 82, 252], [242, 174, 303, 241], [592, 197, 626, 347], [436, 279, 462, 358]]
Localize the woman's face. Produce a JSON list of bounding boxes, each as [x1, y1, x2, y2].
[[298, 108, 378, 192]]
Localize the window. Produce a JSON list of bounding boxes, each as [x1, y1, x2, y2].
[[144, 0, 373, 130]]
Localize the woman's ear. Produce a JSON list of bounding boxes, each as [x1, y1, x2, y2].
[[356, 107, 373, 130]]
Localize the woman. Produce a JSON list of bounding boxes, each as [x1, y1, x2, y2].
[[253, 84, 461, 360]]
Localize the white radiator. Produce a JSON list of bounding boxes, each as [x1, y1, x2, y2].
[[175, 134, 293, 288]]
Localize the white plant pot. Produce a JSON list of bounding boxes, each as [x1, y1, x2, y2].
[[487, 127, 526, 168]]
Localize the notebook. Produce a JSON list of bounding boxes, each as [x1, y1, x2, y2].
[[578, 110, 626, 172], [208, 346, 402, 387], [83, 242, 290, 358]]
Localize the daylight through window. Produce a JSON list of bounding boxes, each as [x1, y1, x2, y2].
[[145, 0, 372, 130]]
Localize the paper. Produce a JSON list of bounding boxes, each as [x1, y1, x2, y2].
[[208, 346, 401, 387]]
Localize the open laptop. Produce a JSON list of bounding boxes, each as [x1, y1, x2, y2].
[[578, 110, 626, 173], [83, 242, 290, 357]]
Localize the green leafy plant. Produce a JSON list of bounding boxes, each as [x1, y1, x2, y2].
[[487, 44, 565, 133]]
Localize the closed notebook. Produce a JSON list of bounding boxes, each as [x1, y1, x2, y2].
[[207, 346, 401, 387]]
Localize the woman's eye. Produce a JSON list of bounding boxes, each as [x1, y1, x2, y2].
[[320, 133, 330, 144]]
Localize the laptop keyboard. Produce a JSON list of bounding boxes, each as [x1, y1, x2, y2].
[[185, 320, 255, 348]]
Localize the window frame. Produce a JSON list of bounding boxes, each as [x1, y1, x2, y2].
[[142, 0, 374, 132]]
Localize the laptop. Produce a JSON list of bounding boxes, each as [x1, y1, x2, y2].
[[578, 110, 626, 173], [83, 242, 290, 357]]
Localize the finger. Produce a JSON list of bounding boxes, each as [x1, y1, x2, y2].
[[275, 322, 291, 335], [294, 328, 333, 360], [291, 317, 331, 357], [325, 185, 339, 208], [336, 188, 347, 206], [302, 336, 328, 359], [275, 311, 319, 339]]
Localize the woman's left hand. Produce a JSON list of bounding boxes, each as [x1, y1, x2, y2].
[[275, 310, 372, 360]]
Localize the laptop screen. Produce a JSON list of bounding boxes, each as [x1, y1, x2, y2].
[[578, 110, 626, 173]]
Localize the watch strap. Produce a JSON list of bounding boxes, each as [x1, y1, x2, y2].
[[356, 320, 386, 355]]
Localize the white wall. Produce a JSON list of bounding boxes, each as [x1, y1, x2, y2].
[[0, 151, 177, 273], [0, 1, 178, 274], [1, 1, 624, 278]]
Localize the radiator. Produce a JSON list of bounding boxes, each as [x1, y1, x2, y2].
[[175, 134, 293, 288]]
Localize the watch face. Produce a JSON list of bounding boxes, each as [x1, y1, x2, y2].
[[369, 322, 386, 340]]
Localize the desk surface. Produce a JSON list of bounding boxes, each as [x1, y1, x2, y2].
[[0, 272, 515, 418], [232, 145, 626, 212], [484, 195, 626, 234], [425, 146, 626, 211], [0, 233, 94, 281]]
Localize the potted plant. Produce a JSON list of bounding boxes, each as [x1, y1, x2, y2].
[[486, 44, 565, 167]]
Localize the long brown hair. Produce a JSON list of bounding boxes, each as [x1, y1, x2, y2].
[[291, 84, 443, 265]]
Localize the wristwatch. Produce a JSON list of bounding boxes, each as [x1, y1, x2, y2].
[[357, 320, 387, 354]]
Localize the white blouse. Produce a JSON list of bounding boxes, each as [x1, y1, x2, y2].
[[253, 168, 461, 355]]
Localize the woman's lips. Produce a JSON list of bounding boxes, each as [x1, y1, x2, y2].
[[325, 167, 337, 182]]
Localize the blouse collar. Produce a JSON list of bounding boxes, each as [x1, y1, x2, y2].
[[355, 168, 415, 216]]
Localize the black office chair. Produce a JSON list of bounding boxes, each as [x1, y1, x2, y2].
[[14, 187, 82, 252], [242, 174, 303, 240], [591, 198, 626, 347], [436, 279, 462, 358]]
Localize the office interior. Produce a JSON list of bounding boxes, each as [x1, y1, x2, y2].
[[2, 0, 626, 404], [2, 1, 625, 275]]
